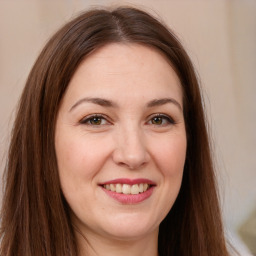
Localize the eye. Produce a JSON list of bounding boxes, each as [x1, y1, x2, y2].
[[80, 114, 110, 126], [147, 114, 175, 126]]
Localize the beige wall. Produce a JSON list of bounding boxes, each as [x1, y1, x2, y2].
[[0, 0, 255, 251]]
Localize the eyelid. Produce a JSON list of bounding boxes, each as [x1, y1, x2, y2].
[[79, 113, 175, 126], [146, 113, 176, 125], [79, 113, 112, 125]]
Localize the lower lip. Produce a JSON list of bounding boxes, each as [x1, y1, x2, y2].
[[101, 186, 155, 204]]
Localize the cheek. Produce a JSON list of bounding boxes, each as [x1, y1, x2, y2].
[[56, 138, 106, 181], [55, 137, 107, 210], [55, 131, 116, 199], [148, 133, 187, 222], [152, 133, 187, 177]]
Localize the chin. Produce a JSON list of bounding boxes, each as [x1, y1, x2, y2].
[[99, 214, 159, 241], [104, 226, 158, 241]]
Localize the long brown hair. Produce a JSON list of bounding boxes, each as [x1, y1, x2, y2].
[[1, 6, 230, 256]]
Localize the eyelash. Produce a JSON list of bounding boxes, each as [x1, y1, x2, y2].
[[79, 113, 175, 127], [79, 114, 110, 126], [147, 114, 175, 126]]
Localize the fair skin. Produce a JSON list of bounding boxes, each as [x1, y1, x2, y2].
[[55, 43, 187, 256]]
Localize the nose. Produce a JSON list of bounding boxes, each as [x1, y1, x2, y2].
[[112, 126, 150, 170]]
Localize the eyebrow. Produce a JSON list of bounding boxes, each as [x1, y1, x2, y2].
[[69, 97, 118, 111], [147, 98, 182, 111], [69, 97, 182, 112]]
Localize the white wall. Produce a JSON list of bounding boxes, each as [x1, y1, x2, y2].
[[0, 0, 255, 252]]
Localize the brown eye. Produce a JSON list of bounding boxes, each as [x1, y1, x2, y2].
[[80, 115, 109, 126], [89, 116, 102, 125], [152, 116, 163, 125], [148, 114, 175, 126]]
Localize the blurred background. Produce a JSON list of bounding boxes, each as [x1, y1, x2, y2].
[[0, 0, 255, 254]]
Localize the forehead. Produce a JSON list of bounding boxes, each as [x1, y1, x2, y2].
[[64, 43, 183, 105], [75, 43, 179, 79]]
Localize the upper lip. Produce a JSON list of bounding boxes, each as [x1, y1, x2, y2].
[[99, 178, 156, 186]]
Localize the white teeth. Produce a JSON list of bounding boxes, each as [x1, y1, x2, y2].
[[103, 183, 151, 194], [110, 184, 116, 192], [131, 184, 139, 194], [122, 184, 131, 194], [116, 183, 122, 193], [143, 183, 149, 191]]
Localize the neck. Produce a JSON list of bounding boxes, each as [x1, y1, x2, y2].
[[75, 227, 159, 256]]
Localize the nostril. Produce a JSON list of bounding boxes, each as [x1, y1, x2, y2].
[[117, 160, 147, 170], [112, 136, 150, 170]]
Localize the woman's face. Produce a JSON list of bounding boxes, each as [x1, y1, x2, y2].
[[55, 43, 187, 241]]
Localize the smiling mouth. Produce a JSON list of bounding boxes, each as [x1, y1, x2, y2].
[[102, 183, 152, 195], [100, 179, 156, 203]]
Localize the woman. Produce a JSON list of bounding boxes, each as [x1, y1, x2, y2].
[[0, 6, 231, 256]]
